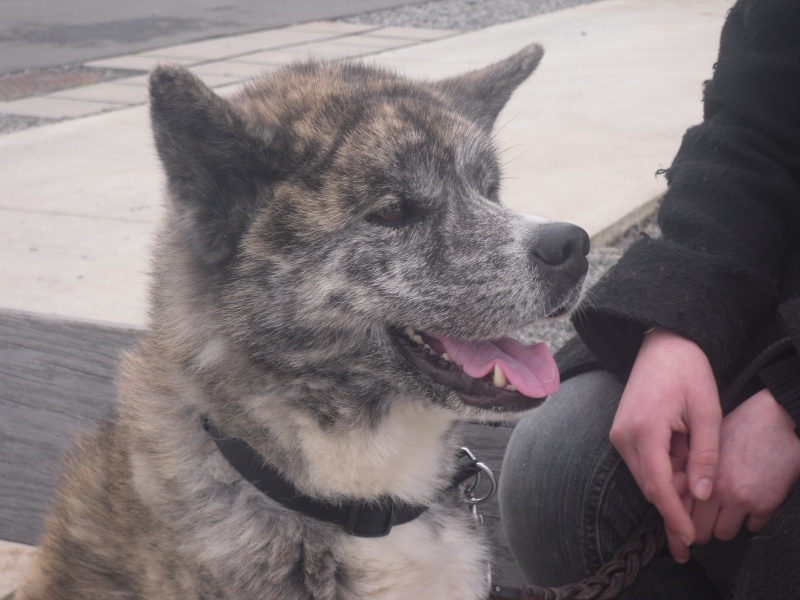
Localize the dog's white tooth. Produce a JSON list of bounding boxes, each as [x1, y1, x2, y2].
[[441, 353, 452, 363], [493, 364, 508, 388], [423, 343, 435, 354], [403, 326, 416, 338], [410, 334, 424, 346], [506, 383, 517, 392]]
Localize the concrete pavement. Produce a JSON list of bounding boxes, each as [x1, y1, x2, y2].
[[0, 0, 732, 326], [0, 0, 733, 592]]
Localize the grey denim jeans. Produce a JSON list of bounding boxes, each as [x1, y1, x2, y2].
[[498, 370, 753, 599]]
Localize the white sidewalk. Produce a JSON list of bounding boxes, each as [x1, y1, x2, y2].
[[0, 0, 731, 328]]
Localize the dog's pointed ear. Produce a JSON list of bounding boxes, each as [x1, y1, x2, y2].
[[434, 43, 544, 131], [149, 64, 271, 267]]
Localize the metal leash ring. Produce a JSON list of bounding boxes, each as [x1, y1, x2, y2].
[[459, 447, 498, 505]]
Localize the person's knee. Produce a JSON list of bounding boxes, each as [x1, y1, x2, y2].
[[498, 370, 624, 585], [501, 370, 623, 500]]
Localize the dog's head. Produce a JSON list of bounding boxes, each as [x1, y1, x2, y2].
[[149, 45, 588, 423]]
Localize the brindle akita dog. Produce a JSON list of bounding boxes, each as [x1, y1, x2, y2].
[[18, 44, 589, 600]]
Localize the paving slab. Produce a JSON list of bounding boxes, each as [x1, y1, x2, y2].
[[261, 41, 386, 59], [83, 55, 196, 72], [189, 61, 278, 80], [0, 209, 153, 324], [237, 28, 346, 44], [0, 104, 158, 323], [0, 96, 119, 119], [366, 26, 459, 40], [0, 106, 160, 220], [290, 21, 381, 34], [49, 82, 150, 105], [227, 50, 317, 66], [111, 74, 157, 86], [325, 35, 418, 49], [137, 36, 296, 62]]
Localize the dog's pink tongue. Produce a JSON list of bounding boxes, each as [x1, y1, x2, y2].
[[431, 334, 559, 398]]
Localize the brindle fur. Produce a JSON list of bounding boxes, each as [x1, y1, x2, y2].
[[18, 45, 586, 599]]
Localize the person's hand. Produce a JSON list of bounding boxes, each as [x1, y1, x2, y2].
[[610, 328, 721, 563], [691, 388, 800, 543]]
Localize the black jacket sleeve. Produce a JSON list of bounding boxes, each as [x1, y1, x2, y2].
[[572, 0, 800, 385], [760, 352, 800, 432]]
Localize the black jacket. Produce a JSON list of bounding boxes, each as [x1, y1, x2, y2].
[[558, 0, 800, 422]]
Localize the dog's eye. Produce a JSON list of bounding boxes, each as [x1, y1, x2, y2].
[[366, 203, 409, 227]]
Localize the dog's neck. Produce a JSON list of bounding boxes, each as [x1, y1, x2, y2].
[[203, 417, 483, 537], [255, 395, 460, 506], [176, 327, 462, 506]]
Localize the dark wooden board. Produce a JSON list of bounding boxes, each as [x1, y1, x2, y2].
[[0, 310, 140, 545], [0, 309, 526, 586]]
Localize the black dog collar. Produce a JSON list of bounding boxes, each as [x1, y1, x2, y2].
[[203, 418, 483, 537]]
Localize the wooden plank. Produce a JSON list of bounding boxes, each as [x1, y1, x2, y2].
[[0, 310, 140, 545], [0, 309, 526, 586]]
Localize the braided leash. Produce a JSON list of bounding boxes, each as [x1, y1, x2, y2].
[[489, 506, 666, 600]]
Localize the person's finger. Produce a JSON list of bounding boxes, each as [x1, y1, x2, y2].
[[670, 434, 689, 475], [686, 392, 721, 502], [670, 433, 690, 461], [691, 500, 720, 545], [665, 525, 692, 564], [671, 470, 689, 497], [746, 513, 771, 533], [637, 439, 695, 548], [713, 505, 746, 541]]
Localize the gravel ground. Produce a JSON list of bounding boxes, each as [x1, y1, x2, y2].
[[339, 0, 603, 30]]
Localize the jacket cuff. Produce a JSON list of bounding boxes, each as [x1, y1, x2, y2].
[[574, 236, 774, 380], [759, 352, 800, 433]]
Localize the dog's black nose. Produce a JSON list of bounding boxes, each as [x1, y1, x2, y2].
[[530, 222, 590, 275]]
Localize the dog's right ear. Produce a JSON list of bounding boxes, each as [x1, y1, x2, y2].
[[149, 64, 273, 267], [433, 43, 544, 132]]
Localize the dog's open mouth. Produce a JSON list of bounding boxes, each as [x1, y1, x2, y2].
[[390, 326, 559, 412]]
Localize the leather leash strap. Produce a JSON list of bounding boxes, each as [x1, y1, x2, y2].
[[489, 506, 665, 600]]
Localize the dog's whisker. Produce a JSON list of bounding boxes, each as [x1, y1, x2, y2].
[[493, 109, 530, 137]]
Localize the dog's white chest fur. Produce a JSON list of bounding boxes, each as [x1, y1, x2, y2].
[[284, 400, 491, 599], [342, 517, 490, 600], [287, 399, 457, 501]]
